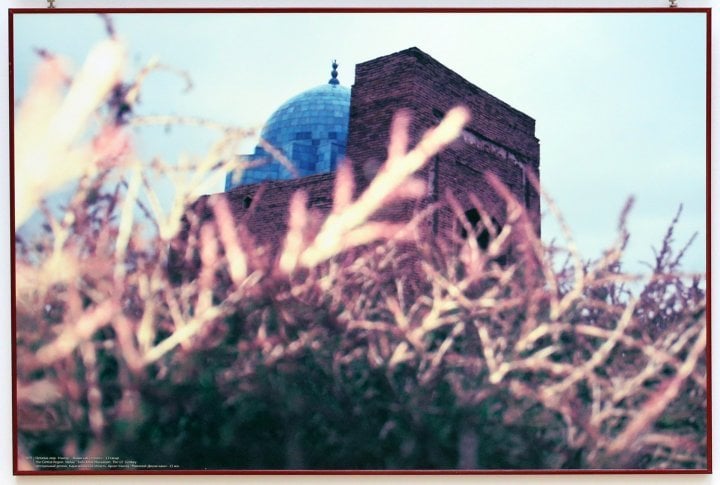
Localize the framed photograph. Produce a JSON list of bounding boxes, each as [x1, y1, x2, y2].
[[10, 7, 710, 474]]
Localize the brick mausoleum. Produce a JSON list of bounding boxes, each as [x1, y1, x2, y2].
[[203, 47, 540, 255]]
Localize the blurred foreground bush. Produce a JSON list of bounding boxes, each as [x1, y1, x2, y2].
[[14, 27, 706, 471]]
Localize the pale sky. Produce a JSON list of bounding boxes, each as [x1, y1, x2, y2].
[[12, 11, 707, 273]]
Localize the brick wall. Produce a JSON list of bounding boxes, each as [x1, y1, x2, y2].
[[345, 47, 540, 237]]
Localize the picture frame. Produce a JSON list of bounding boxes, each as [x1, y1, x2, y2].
[[8, 6, 711, 475]]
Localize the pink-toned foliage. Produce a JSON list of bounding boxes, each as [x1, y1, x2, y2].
[[14, 27, 706, 471]]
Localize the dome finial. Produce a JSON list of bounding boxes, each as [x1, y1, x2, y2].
[[328, 59, 339, 85]]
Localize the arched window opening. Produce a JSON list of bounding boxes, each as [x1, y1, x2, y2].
[[460, 209, 501, 252]]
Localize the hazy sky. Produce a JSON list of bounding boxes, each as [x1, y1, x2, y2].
[[12, 11, 707, 273]]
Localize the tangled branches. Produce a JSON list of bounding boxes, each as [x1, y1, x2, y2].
[[13, 32, 706, 472]]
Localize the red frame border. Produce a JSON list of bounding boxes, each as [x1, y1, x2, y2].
[[7, 6, 713, 476]]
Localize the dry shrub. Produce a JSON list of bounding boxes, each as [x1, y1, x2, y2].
[[14, 28, 706, 471]]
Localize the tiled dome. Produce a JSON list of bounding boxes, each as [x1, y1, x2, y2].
[[261, 83, 350, 153], [225, 62, 351, 190]]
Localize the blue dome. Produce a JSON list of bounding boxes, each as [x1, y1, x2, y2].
[[226, 71, 351, 190], [261, 83, 351, 151]]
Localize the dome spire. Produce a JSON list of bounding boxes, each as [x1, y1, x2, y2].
[[328, 59, 339, 85]]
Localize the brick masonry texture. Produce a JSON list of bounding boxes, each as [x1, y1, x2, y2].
[[188, 46, 540, 259]]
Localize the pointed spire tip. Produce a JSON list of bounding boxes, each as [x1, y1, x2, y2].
[[328, 59, 339, 85]]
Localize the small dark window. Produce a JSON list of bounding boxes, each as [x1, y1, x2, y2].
[[328, 131, 338, 140], [295, 132, 312, 140], [243, 196, 252, 209], [460, 209, 501, 252]]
